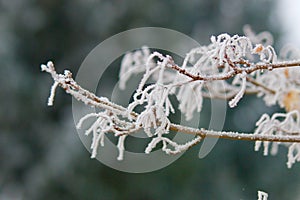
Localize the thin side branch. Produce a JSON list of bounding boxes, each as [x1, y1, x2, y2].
[[168, 60, 300, 82], [170, 124, 300, 143], [246, 76, 276, 94]]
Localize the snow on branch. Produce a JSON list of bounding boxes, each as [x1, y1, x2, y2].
[[41, 27, 300, 168]]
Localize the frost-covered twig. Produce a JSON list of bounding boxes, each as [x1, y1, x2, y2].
[[41, 61, 129, 116], [42, 27, 300, 167], [167, 59, 300, 82], [41, 61, 300, 161], [145, 136, 202, 155]]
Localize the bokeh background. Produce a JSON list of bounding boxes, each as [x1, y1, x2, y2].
[[1, 0, 300, 199]]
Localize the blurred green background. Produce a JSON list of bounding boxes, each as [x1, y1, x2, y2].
[[1, 0, 300, 199]]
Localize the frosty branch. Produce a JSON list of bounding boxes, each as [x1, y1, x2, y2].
[[42, 27, 300, 168], [169, 58, 300, 82]]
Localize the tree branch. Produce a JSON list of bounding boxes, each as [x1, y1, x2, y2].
[[168, 60, 300, 82], [170, 124, 300, 143], [42, 63, 300, 144]]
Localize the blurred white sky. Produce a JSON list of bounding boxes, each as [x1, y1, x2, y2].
[[276, 0, 300, 46]]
